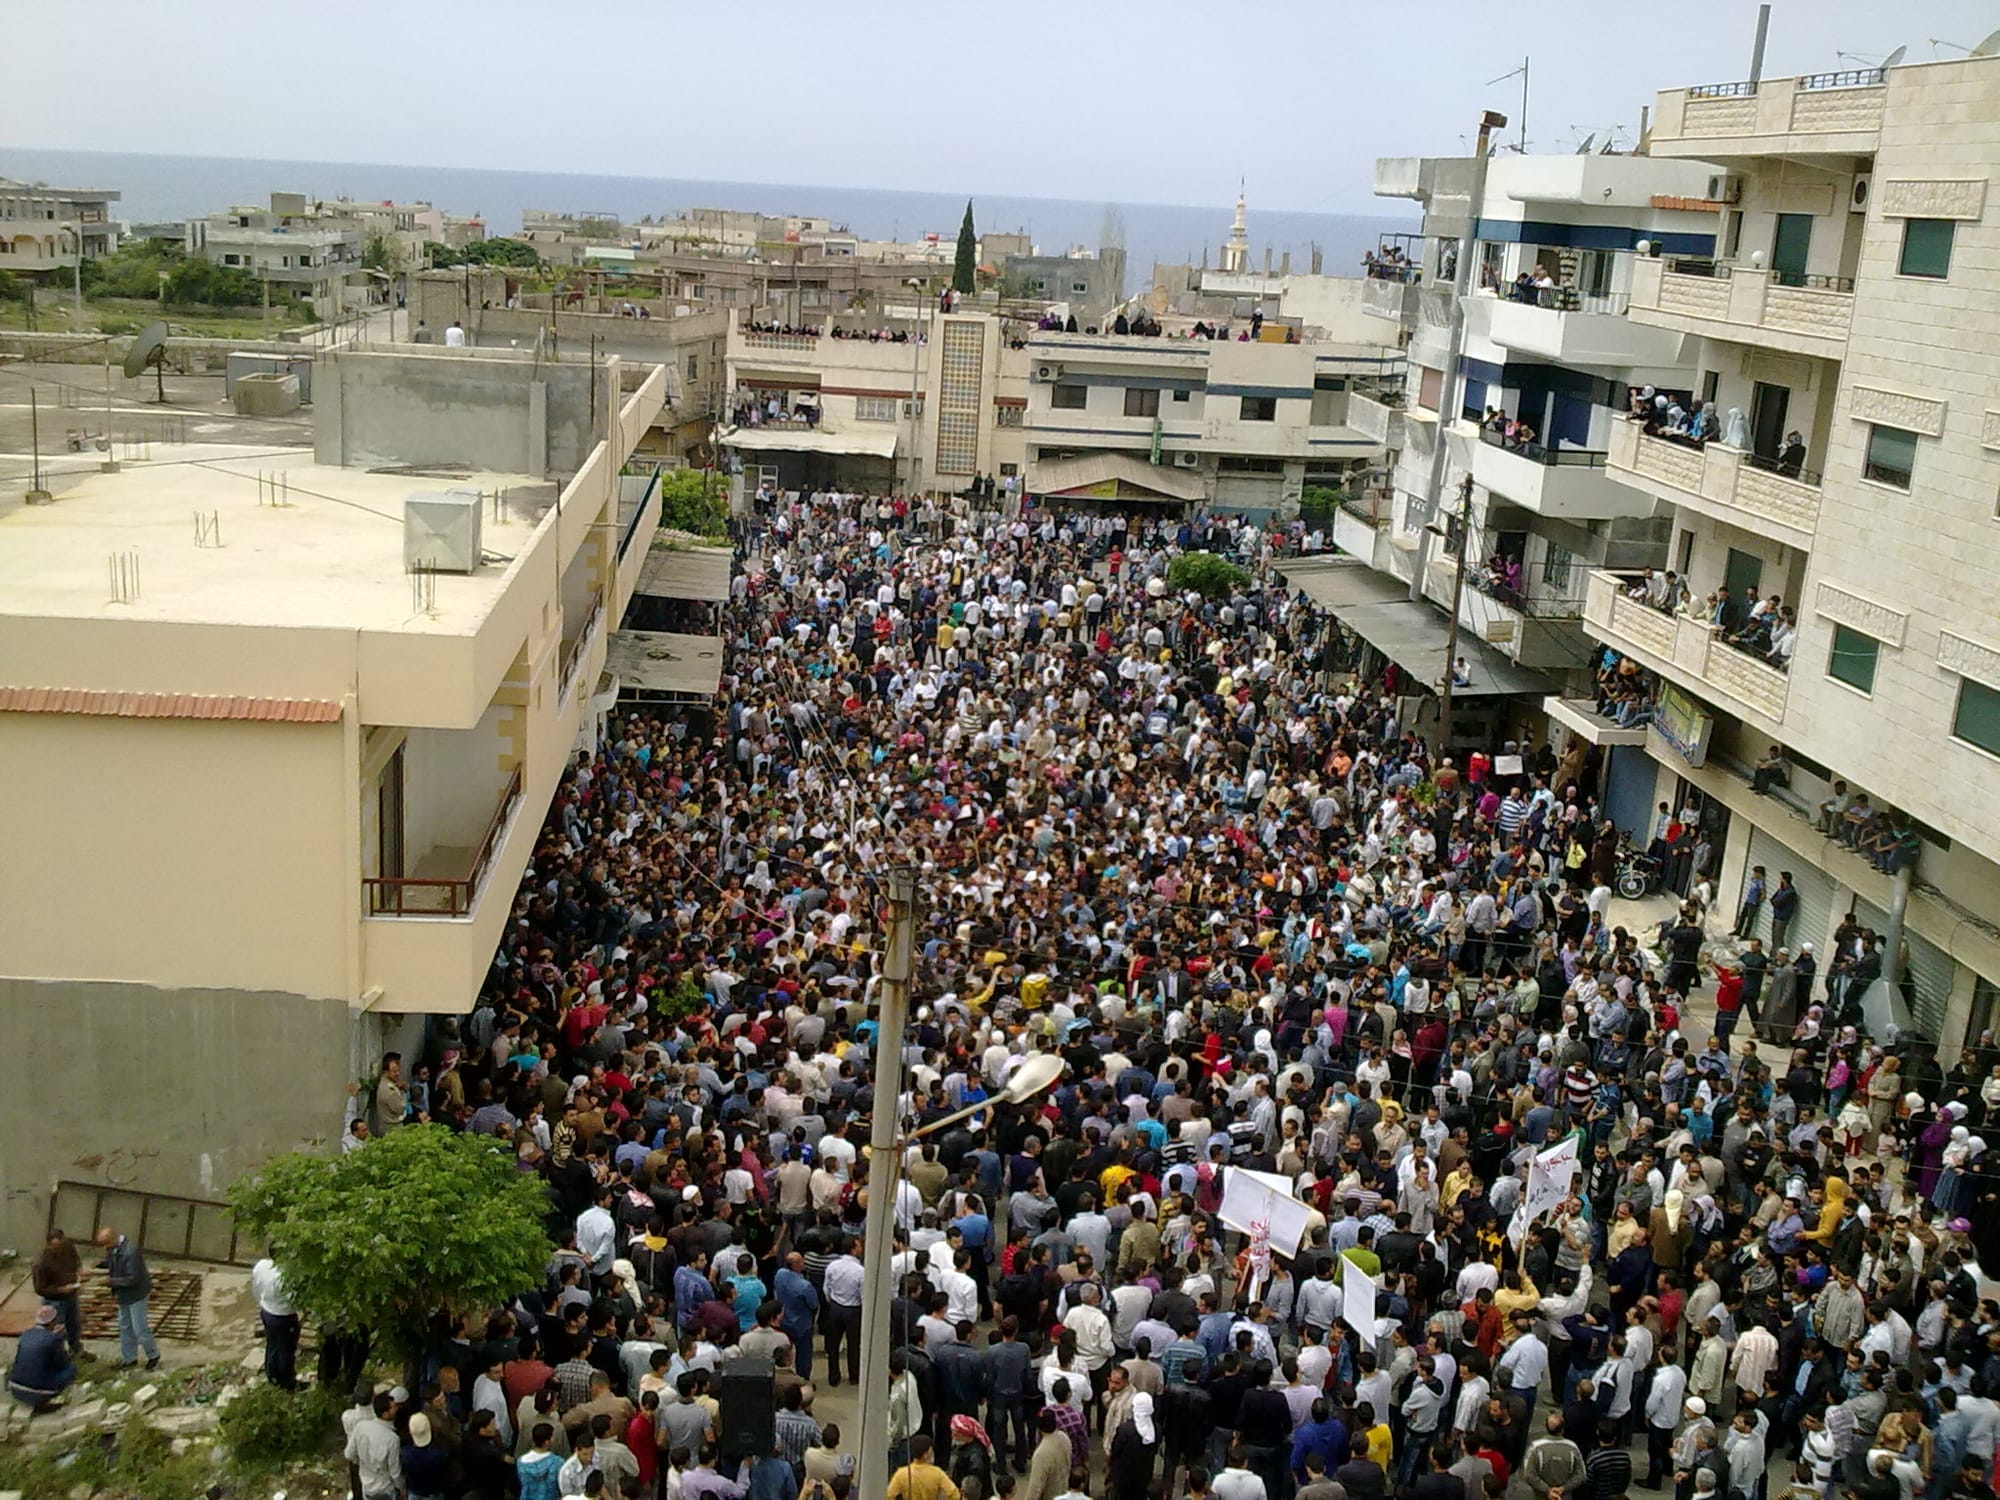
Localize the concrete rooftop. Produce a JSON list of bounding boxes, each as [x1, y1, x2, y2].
[[0, 444, 556, 634]]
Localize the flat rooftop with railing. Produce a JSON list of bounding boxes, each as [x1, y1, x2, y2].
[[0, 446, 554, 633]]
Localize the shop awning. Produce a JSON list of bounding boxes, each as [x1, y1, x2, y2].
[[1027, 453, 1206, 503], [603, 630, 724, 697], [1278, 556, 1550, 699], [721, 424, 897, 458], [633, 543, 733, 602], [1543, 696, 1650, 746]]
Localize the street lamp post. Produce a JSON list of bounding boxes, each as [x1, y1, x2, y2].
[[854, 866, 919, 1496], [1408, 108, 1508, 603], [1430, 472, 1475, 750]]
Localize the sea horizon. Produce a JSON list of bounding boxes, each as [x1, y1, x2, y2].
[[0, 146, 1418, 288]]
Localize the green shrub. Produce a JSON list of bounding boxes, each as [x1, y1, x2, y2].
[[218, 1381, 344, 1466], [1166, 550, 1251, 600]]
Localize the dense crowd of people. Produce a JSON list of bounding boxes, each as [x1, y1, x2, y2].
[[26, 487, 1997, 1500]]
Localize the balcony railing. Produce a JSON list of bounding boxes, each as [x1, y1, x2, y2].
[[1609, 422, 1823, 541], [1477, 423, 1608, 468], [365, 766, 525, 917], [1688, 79, 1759, 99], [1684, 67, 1881, 99], [1585, 570, 1792, 725], [560, 598, 605, 700], [1504, 284, 1631, 315]]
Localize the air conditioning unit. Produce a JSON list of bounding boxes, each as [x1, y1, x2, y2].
[[1850, 174, 1873, 212], [1707, 173, 1743, 204], [1036, 362, 1063, 381], [404, 489, 484, 574], [1172, 451, 1200, 469]]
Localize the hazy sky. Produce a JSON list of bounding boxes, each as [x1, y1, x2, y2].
[[5, 0, 1994, 211]]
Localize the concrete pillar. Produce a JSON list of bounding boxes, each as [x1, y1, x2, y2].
[[528, 380, 548, 480], [1939, 963, 1979, 1067], [1715, 814, 1754, 937]]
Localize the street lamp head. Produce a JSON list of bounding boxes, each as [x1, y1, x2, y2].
[[998, 1052, 1064, 1105], [1481, 110, 1511, 131]]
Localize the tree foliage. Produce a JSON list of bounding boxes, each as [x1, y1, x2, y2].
[[362, 233, 405, 274], [953, 200, 977, 296], [1167, 550, 1251, 600], [80, 239, 185, 300], [161, 258, 260, 307], [655, 466, 730, 538], [229, 1125, 550, 1361], [424, 237, 540, 270]]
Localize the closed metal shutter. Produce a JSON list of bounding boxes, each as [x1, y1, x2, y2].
[[1848, 893, 1956, 1040], [1743, 829, 1836, 960]]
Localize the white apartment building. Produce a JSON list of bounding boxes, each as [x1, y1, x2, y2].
[[1350, 151, 1724, 705], [721, 309, 1031, 496], [185, 203, 364, 314], [1575, 56, 2000, 1054], [0, 346, 669, 1248], [1020, 331, 1396, 513], [0, 177, 120, 274]]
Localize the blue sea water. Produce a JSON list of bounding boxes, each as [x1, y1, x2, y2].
[[0, 148, 1416, 292]]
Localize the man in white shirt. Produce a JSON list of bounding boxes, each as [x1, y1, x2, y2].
[[575, 1190, 617, 1280], [1062, 1284, 1116, 1380], [344, 1390, 403, 1500], [250, 1255, 301, 1390], [1495, 1314, 1550, 1414], [442, 320, 466, 348]]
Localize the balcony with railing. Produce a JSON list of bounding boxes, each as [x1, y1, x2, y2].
[[1583, 569, 1792, 732], [1467, 421, 1655, 520], [1347, 383, 1407, 447], [1482, 282, 1689, 367], [1649, 69, 1887, 157], [1628, 254, 1852, 360], [1420, 549, 1589, 669], [559, 596, 605, 701], [1606, 419, 1822, 548], [366, 764, 525, 917]]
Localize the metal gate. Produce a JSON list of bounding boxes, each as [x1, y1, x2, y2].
[[46, 1180, 255, 1268], [1744, 829, 1836, 960]]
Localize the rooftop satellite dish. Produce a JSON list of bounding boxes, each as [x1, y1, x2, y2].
[[1882, 44, 1907, 68], [1574, 133, 1597, 155], [1974, 27, 2000, 56], [123, 320, 171, 403]]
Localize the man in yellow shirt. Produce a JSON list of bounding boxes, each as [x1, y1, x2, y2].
[[1493, 1268, 1540, 1342], [888, 1435, 961, 1500]]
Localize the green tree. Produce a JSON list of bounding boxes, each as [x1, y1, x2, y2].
[[1166, 550, 1251, 600], [952, 200, 977, 296], [654, 467, 730, 539], [423, 240, 465, 269], [162, 258, 260, 307], [362, 233, 406, 274], [229, 1124, 551, 1363], [461, 237, 542, 268]]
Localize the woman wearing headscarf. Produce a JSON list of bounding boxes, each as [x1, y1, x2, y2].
[[1916, 1104, 1963, 1203], [1933, 1128, 1982, 1219], [1106, 1390, 1158, 1500]]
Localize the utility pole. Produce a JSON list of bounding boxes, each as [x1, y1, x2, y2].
[[855, 865, 919, 1497], [1408, 108, 1507, 605], [1436, 472, 1474, 750]]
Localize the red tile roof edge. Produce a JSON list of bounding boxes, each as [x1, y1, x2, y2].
[[0, 687, 343, 723]]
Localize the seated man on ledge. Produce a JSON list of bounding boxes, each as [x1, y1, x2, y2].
[[7, 1305, 76, 1412], [1751, 746, 1790, 795]]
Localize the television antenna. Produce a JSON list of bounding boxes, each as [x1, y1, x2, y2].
[[122, 321, 172, 404], [1487, 58, 1530, 152]]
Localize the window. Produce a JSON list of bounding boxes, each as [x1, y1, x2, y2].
[[902, 398, 925, 419], [1827, 624, 1879, 694], [1071, 281, 1088, 295], [1953, 678, 2000, 756], [855, 396, 896, 422], [1123, 387, 1160, 418], [1050, 384, 1087, 410], [995, 404, 1024, 428], [1218, 456, 1284, 474], [1542, 544, 1573, 592], [685, 355, 698, 380], [1898, 218, 1955, 279], [1240, 396, 1277, 422], [1172, 389, 1192, 403], [223, 254, 241, 266], [1863, 424, 1917, 489]]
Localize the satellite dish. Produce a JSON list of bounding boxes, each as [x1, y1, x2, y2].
[[122, 320, 167, 380], [1882, 44, 1907, 69], [123, 320, 172, 403], [1975, 27, 2000, 56], [1574, 133, 1596, 155]]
